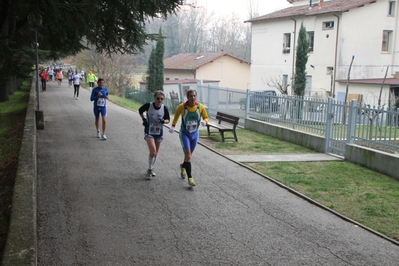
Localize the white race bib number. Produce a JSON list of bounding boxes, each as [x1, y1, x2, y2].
[[185, 120, 197, 133], [149, 123, 161, 135], [97, 98, 105, 107]]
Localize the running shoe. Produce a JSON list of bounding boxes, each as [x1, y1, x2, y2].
[[180, 164, 187, 179], [102, 134, 107, 140], [150, 170, 156, 177], [188, 177, 196, 187], [97, 131, 101, 138], [146, 169, 152, 180]]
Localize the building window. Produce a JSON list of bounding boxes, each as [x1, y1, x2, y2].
[[323, 21, 334, 30], [283, 74, 288, 89], [382, 30, 393, 52], [307, 31, 314, 52], [388, 1, 396, 16], [283, 33, 291, 53]]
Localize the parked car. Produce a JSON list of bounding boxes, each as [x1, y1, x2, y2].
[[239, 90, 279, 112]]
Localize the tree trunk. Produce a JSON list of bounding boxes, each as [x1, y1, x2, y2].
[[0, 73, 10, 102]]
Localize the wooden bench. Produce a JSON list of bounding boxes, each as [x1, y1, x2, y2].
[[206, 112, 239, 142]]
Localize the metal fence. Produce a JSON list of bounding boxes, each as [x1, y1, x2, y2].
[[125, 85, 399, 156], [125, 88, 180, 113], [198, 84, 399, 156]]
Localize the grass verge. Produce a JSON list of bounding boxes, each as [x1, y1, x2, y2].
[[0, 81, 30, 261]]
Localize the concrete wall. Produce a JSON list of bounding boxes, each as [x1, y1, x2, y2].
[[345, 144, 399, 180], [244, 118, 399, 180], [164, 69, 194, 80], [1, 82, 37, 265], [245, 118, 327, 153]]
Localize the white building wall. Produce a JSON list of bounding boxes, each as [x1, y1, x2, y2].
[[304, 14, 337, 97], [250, 15, 337, 96], [250, 19, 295, 93], [336, 0, 396, 80], [337, 83, 392, 106], [250, 0, 398, 104]]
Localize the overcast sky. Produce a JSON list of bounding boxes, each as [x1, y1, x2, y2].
[[193, 0, 291, 19]]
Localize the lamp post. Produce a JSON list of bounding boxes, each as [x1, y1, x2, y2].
[[28, 13, 44, 129], [34, 27, 40, 110], [28, 13, 42, 110]]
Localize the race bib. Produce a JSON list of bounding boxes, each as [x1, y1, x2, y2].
[[97, 98, 105, 107], [149, 123, 161, 135], [185, 120, 198, 133]]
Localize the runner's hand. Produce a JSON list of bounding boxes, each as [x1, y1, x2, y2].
[[200, 120, 207, 127], [142, 118, 148, 127], [159, 118, 165, 124], [169, 127, 175, 134]]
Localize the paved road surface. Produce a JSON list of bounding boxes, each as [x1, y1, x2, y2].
[[36, 81, 399, 265]]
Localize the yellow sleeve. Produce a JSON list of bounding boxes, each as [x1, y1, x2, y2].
[[171, 104, 185, 127], [200, 104, 209, 123]]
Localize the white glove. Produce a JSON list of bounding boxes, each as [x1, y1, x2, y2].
[[200, 120, 207, 127], [169, 127, 175, 134]]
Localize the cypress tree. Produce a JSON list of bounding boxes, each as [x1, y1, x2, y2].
[[146, 46, 156, 93], [294, 23, 309, 97], [147, 27, 165, 93], [154, 27, 165, 92]]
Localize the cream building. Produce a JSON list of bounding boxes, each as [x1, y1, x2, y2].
[[163, 52, 251, 91], [247, 0, 399, 106]]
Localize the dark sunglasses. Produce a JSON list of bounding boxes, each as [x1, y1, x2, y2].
[[156, 97, 164, 100]]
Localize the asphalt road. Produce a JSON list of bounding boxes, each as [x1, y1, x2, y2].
[[36, 81, 399, 265]]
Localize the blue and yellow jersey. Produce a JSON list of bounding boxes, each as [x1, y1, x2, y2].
[[172, 101, 209, 131]]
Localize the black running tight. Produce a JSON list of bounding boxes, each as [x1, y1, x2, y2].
[[74, 84, 80, 97]]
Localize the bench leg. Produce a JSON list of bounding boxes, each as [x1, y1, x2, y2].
[[207, 125, 211, 137], [220, 131, 225, 142], [233, 131, 238, 142]]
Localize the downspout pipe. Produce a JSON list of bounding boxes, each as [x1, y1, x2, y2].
[[333, 13, 340, 98], [291, 18, 297, 95], [389, 1, 399, 107]]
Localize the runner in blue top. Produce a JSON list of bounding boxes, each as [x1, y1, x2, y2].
[[139, 91, 170, 179], [90, 78, 109, 140]]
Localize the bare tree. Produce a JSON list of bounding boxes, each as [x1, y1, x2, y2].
[[76, 47, 138, 96], [161, 1, 251, 60], [267, 73, 290, 95], [178, 3, 208, 53], [247, 0, 260, 19]]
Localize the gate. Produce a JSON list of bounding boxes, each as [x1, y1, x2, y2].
[[325, 98, 348, 156]]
